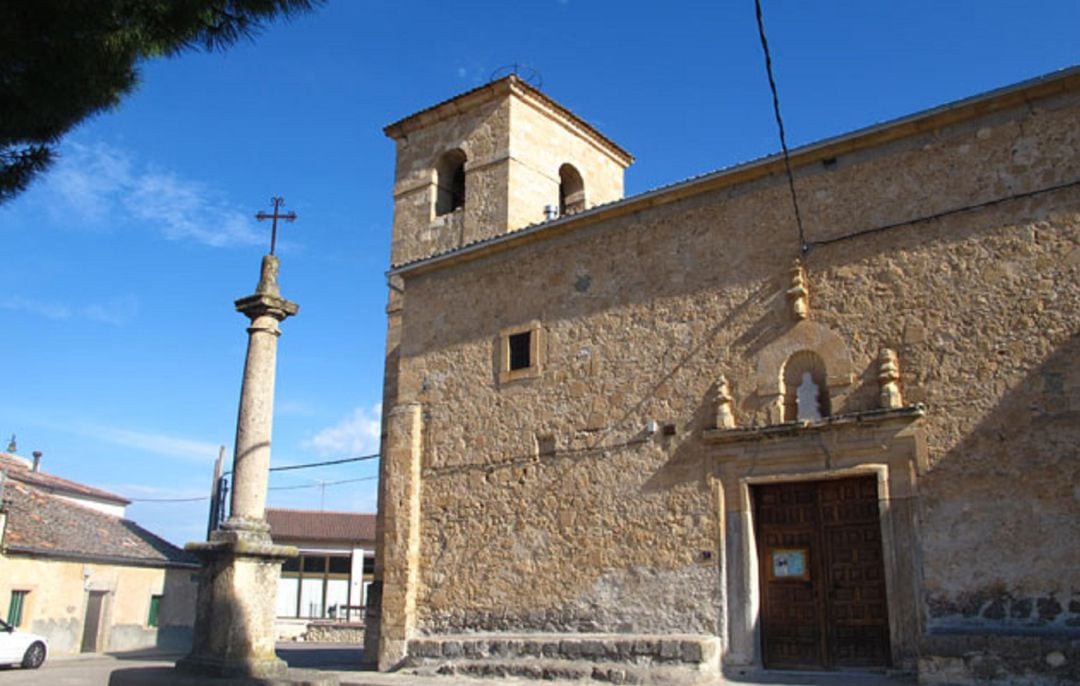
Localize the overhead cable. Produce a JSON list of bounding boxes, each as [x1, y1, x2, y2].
[[754, 0, 808, 255]]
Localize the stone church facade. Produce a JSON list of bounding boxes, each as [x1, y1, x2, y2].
[[368, 69, 1080, 683]]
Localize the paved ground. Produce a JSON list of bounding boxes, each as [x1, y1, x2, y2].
[[0, 644, 916, 685], [0, 648, 187, 686]]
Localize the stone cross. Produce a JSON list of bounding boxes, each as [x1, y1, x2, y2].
[[176, 243, 301, 680]]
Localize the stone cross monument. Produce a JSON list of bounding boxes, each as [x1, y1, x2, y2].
[[176, 201, 300, 679]]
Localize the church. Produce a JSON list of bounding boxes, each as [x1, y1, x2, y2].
[[366, 68, 1079, 684]]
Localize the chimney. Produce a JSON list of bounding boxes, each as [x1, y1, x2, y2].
[[32, 451, 42, 472]]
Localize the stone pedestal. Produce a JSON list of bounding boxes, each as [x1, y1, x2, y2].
[[176, 527, 297, 679]]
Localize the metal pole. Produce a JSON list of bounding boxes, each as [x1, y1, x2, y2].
[[205, 446, 225, 539]]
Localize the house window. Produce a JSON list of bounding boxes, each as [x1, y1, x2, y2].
[[147, 595, 162, 628], [278, 554, 356, 620], [498, 321, 542, 384], [434, 149, 467, 216], [7, 590, 28, 626], [559, 163, 585, 215]]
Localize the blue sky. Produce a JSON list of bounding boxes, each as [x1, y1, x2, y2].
[[1, 1, 1077, 546]]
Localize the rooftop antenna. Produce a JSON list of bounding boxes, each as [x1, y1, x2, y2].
[[489, 63, 543, 88]]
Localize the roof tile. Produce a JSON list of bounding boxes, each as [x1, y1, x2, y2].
[[266, 508, 375, 544], [2, 480, 196, 567], [0, 452, 130, 505]]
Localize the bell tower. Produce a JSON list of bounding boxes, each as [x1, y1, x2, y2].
[[383, 75, 633, 267]]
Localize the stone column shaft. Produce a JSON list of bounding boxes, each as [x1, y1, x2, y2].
[[231, 312, 282, 522], [226, 255, 298, 530]]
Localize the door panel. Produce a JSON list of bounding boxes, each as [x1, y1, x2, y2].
[[820, 478, 891, 668], [81, 591, 107, 653], [754, 477, 891, 670], [755, 481, 824, 669]]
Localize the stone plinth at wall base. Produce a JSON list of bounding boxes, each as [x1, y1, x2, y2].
[[303, 622, 366, 644], [108, 666, 339, 686], [178, 528, 299, 680], [406, 633, 720, 684], [918, 632, 1079, 685]]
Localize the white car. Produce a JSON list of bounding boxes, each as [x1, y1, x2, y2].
[[0, 619, 47, 669]]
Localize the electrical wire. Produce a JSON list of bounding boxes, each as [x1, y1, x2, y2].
[[806, 178, 1080, 249], [126, 495, 210, 503], [268, 453, 378, 473], [754, 0, 808, 255], [130, 475, 379, 502], [268, 475, 377, 491], [129, 456, 381, 502]]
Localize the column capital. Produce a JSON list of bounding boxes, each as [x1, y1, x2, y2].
[[234, 292, 299, 322]]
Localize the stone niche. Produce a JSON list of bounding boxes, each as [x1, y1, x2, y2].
[[753, 319, 855, 425]]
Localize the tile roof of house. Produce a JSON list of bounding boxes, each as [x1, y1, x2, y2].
[[266, 508, 376, 545], [1, 479, 198, 568], [0, 452, 130, 505]]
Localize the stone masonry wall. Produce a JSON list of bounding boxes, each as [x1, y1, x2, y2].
[[390, 96, 512, 266], [391, 88, 1080, 645], [505, 94, 627, 232]]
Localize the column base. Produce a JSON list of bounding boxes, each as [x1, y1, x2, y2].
[[174, 654, 290, 680], [177, 528, 298, 680]]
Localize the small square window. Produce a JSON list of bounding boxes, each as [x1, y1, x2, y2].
[[508, 332, 531, 370], [498, 321, 542, 384], [536, 434, 556, 458]]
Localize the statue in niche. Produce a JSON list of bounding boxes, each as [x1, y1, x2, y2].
[[796, 372, 822, 422], [787, 259, 809, 321], [879, 348, 903, 409], [715, 375, 736, 429]]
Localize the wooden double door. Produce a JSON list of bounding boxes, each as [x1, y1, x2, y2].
[[753, 476, 891, 670]]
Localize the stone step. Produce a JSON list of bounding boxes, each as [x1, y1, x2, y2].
[[405, 633, 720, 683], [413, 657, 718, 685]]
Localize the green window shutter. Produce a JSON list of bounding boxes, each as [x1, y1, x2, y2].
[[7, 591, 27, 626], [147, 595, 162, 628]]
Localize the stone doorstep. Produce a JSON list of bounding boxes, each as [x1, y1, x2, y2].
[[407, 633, 721, 670]]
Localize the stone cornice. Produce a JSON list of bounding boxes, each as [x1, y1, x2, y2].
[[702, 405, 926, 447]]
